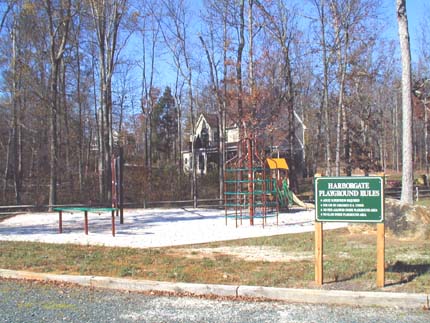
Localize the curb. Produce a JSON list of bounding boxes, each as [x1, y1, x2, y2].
[[0, 268, 428, 309]]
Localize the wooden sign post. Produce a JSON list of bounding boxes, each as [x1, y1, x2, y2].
[[314, 176, 385, 287], [376, 222, 385, 288], [315, 222, 323, 286]]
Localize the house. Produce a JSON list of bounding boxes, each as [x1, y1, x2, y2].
[[182, 112, 306, 177]]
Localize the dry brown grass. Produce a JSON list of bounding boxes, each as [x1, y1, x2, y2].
[[1, 227, 430, 293]]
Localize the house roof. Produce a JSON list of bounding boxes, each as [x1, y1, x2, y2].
[[201, 112, 240, 128], [203, 113, 218, 128]]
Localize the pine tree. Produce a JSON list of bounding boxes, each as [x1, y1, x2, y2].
[[152, 87, 177, 163]]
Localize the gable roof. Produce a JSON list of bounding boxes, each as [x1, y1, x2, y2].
[[203, 113, 218, 127]]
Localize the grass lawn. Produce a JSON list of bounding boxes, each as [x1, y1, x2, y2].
[[1, 228, 429, 293]]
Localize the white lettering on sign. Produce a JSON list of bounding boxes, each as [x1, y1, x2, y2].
[[318, 188, 380, 198], [328, 182, 370, 189]]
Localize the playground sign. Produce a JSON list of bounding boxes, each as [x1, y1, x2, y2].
[[315, 176, 384, 223]]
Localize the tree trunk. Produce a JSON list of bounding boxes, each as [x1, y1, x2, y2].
[[2, 128, 12, 202], [189, 85, 197, 208], [335, 39, 347, 176], [89, 0, 125, 205], [92, 54, 104, 202], [221, 11, 228, 203], [343, 104, 351, 176], [248, 0, 254, 116], [397, 0, 414, 204], [11, 23, 23, 204], [76, 37, 84, 195], [46, 0, 71, 209], [237, 0, 245, 126], [12, 103, 23, 204], [61, 60, 73, 195], [319, 0, 332, 176], [286, 63, 298, 192], [48, 63, 59, 208]]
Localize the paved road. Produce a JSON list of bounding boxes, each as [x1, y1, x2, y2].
[[1, 278, 429, 323]]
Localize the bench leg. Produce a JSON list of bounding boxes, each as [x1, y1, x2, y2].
[[84, 211, 88, 235], [59, 211, 63, 234]]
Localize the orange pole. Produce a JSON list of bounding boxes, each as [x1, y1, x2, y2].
[[112, 210, 116, 237], [111, 156, 117, 209]]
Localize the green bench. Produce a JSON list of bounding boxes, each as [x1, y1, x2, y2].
[[53, 207, 118, 237]]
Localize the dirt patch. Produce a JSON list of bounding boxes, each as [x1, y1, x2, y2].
[[348, 199, 430, 240], [177, 246, 314, 262]]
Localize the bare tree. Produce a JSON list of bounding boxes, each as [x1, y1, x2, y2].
[[396, 0, 413, 204], [88, 0, 127, 204], [255, 0, 298, 189], [311, 0, 333, 176], [199, 0, 232, 201], [45, 0, 72, 208], [160, 0, 198, 207], [237, 0, 245, 128], [330, 0, 348, 177], [173, 70, 184, 171], [329, 0, 378, 176], [0, 1, 18, 203], [10, 16, 23, 204], [70, 4, 86, 195], [138, 0, 159, 171]]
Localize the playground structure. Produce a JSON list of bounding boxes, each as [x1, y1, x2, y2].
[[265, 158, 310, 209], [224, 135, 308, 227], [224, 135, 275, 227], [266, 157, 293, 209]]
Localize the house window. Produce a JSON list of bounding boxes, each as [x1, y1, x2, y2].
[[201, 126, 209, 148]]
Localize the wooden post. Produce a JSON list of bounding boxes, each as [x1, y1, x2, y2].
[[315, 221, 323, 285], [377, 223, 385, 288]]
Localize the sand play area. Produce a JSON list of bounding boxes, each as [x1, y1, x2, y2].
[[0, 208, 346, 248]]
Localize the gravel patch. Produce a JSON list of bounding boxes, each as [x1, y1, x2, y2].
[[1, 278, 429, 323]]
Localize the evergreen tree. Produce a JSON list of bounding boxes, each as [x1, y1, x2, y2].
[[152, 87, 177, 163]]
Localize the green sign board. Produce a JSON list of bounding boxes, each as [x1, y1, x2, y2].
[[315, 176, 384, 223]]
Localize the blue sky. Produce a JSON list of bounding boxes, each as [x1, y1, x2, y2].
[[406, 0, 428, 60], [127, 0, 428, 90], [385, 0, 427, 58]]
